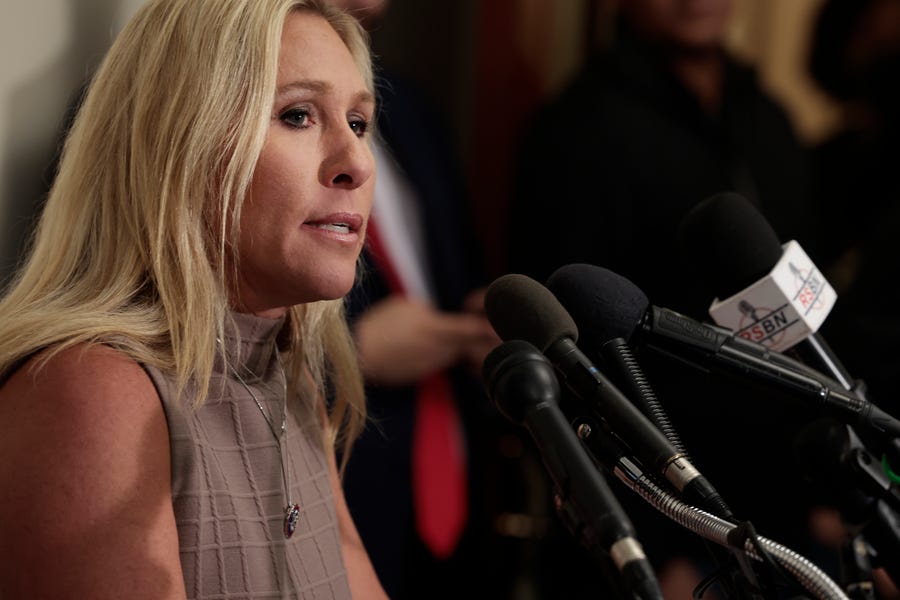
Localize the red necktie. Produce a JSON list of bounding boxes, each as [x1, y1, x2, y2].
[[365, 218, 468, 559]]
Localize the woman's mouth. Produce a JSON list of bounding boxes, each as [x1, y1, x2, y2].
[[304, 212, 362, 231], [302, 212, 363, 242], [314, 222, 352, 234]]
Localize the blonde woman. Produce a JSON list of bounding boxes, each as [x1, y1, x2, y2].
[[0, 0, 388, 598]]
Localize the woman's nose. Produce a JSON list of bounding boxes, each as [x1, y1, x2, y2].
[[320, 126, 374, 189]]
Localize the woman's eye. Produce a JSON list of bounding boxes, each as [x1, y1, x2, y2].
[[349, 118, 369, 138], [280, 107, 311, 129]]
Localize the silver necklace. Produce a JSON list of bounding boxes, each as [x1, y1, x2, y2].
[[229, 349, 301, 539]]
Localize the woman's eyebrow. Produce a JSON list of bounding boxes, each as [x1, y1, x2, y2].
[[276, 80, 375, 106], [277, 79, 330, 95]]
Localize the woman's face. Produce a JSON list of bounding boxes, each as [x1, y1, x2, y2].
[[237, 10, 375, 317]]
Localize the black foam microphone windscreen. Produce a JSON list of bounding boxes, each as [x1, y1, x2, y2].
[[678, 191, 783, 300]]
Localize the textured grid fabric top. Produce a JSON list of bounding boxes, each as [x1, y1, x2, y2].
[[144, 312, 351, 600]]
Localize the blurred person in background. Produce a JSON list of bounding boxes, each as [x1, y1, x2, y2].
[[507, 0, 818, 597], [331, 1, 503, 598]]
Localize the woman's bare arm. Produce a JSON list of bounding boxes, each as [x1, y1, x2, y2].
[[0, 344, 186, 599], [318, 399, 389, 599]]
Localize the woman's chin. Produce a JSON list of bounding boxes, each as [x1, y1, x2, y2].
[[305, 271, 358, 303]]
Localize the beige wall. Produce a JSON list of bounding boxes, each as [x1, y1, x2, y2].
[[0, 0, 145, 281]]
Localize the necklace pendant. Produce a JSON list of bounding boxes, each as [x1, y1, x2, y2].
[[283, 503, 301, 539]]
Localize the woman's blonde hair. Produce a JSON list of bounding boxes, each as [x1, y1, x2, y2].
[[0, 0, 372, 461]]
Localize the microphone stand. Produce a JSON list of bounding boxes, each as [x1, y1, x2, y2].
[[787, 335, 900, 590], [843, 488, 900, 590], [831, 459, 900, 596], [575, 415, 849, 600], [551, 487, 659, 600], [595, 338, 758, 598], [788, 334, 900, 471], [839, 534, 876, 600]]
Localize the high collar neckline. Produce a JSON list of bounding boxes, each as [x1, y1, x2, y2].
[[218, 311, 288, 382]]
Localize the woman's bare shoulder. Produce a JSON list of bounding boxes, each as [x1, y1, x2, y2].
[[0, 343, 186, 598], [0, 342, 162, 442]]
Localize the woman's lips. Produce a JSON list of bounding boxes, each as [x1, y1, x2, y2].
[[302, 212, 363, 242], [303, 212, 363, 233]]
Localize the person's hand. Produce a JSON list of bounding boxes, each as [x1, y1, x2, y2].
[[354, 295, 496, 386], [459, 287, 502, 374], [461, 286, 489, 316]]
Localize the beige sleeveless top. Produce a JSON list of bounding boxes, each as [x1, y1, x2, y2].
[[143, 312, 351, 600]]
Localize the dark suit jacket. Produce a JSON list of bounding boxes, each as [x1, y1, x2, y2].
[[342, 69, 497, 600]]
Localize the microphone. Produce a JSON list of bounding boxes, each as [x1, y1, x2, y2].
[[546, 266, 691, 457], [678, 191, 900, 465], [484, 273, 732, 520], [541, 263, 900, 448], [679, 192, 900, 590], [482, 339, 663, 600], [678, 191, 850, 389]]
